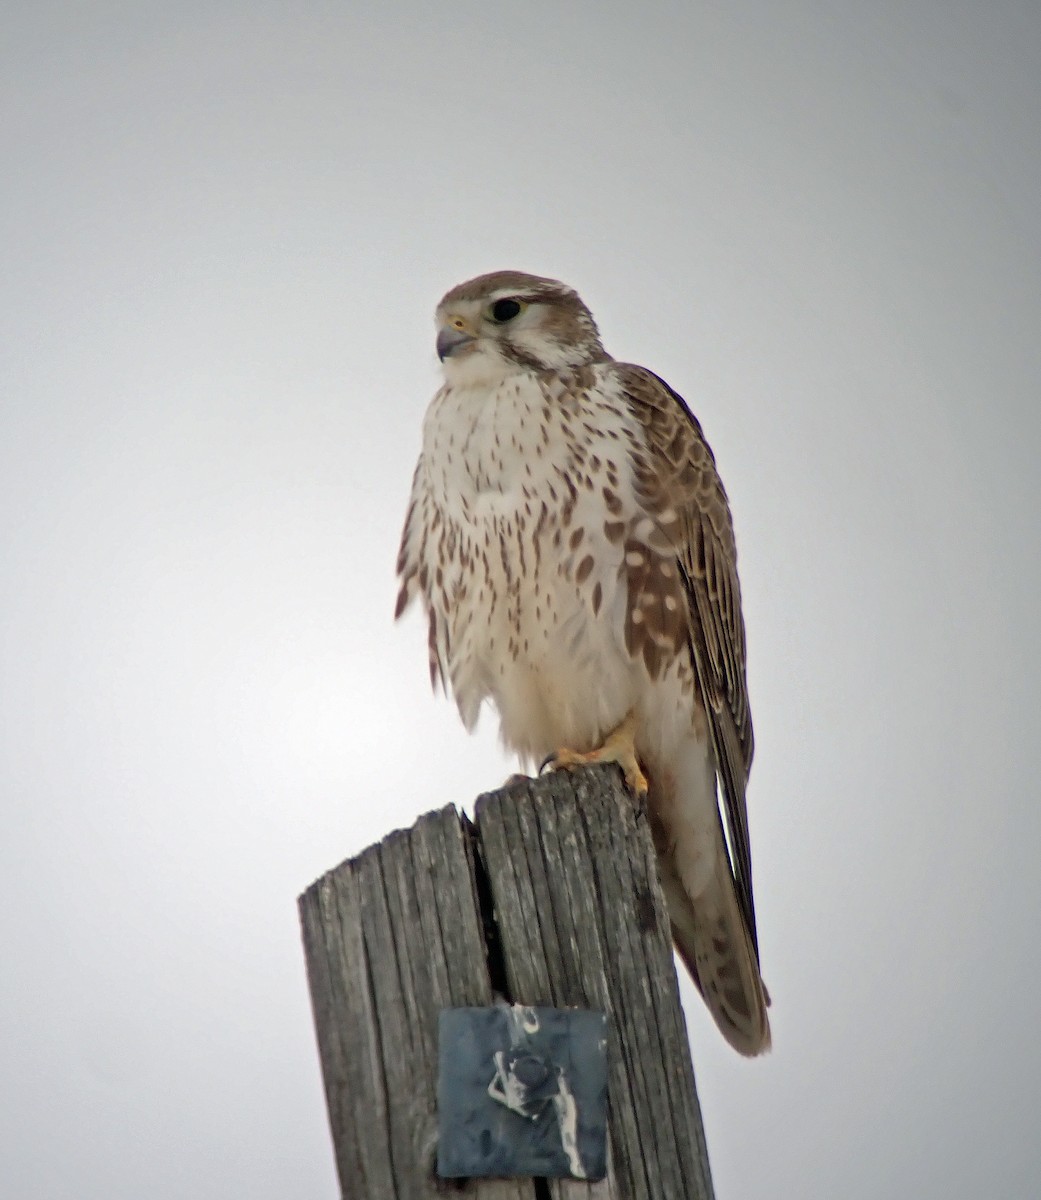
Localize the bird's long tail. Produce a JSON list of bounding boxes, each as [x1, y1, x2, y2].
[[658, 829, 772, 1056]]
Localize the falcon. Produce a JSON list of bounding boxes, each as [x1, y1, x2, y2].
[[395, 271, 771, 1055]]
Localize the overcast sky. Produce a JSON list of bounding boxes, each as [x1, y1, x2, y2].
[[3, 3, 1040, 1198]]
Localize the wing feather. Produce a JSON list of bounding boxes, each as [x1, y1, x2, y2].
[[616, 364, 760, 955]]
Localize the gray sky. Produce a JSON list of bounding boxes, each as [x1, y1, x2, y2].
[[3, 3, 1039, 1197]]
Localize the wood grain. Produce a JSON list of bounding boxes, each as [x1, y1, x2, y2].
[[300, 771, 715, 1200], [476, 768, 714, 1200]]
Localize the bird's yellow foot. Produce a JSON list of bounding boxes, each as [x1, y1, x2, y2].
[[540, 709, 649, 798]]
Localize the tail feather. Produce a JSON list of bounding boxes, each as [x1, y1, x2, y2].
[[661, 843, 771, 1056]]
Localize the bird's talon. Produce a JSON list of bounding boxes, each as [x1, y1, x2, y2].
[[538, 712, 648, 801], [633, 785, 648, 822]]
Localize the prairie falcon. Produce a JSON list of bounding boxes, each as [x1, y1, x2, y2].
[[395, 271, 770, 1055]]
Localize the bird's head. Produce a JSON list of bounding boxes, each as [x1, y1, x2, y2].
[[434, 271, 609, 386]]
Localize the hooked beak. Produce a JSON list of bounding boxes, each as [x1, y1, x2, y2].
[[436, 323, 476, 361]]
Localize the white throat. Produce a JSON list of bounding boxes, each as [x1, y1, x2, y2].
[[440, 345, 530, 389]]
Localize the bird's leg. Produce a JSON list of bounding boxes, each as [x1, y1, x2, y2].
[[541, 708, 649, 799]]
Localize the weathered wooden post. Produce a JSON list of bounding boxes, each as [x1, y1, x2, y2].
[[299, 765, 715, 1199]]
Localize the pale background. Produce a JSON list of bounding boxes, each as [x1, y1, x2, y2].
[[3, 3, 1039, 1198]]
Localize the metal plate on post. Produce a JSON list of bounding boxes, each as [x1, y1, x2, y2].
[[437, 1005, 608, 1181]]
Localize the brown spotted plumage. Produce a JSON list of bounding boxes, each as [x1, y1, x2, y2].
[[396, 271, 771, 1055]]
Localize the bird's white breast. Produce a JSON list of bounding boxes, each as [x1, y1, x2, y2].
[[410, 367, 644, 763]]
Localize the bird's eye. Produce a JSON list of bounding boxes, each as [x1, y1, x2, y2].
[[490, 298, 523, 323]]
